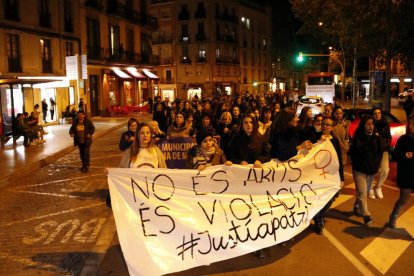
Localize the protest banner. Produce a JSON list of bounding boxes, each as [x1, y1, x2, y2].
[[108, 140, 340, 276]]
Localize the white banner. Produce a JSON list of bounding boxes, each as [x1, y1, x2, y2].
[[108, 140, 340, 276]]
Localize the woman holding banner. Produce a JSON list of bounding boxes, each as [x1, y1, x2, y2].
[[119, 122, 167, 169], [269, 107, 312, 162], [228, 115, 271, 168], [187, 130, 231, 170]]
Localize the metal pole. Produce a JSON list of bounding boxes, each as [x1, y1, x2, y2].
[[352, 47, 357, 109]]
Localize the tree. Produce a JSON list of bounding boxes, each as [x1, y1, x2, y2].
[[290, 0, 414, 112]]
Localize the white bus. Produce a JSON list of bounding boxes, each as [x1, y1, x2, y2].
[[305, 72, 335, 103]]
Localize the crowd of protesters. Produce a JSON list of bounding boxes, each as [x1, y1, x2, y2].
[[105, 90, 413, 242]]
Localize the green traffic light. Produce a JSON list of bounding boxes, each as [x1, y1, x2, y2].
[[297, 52, 304, 62]]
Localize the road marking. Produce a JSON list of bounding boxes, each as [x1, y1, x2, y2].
[[9, 173, 103, 188], [331, 194, 354, 209], [324, 229, 375, 276], [0, 252, 68, 274], [0, 202, 105, 227], [8, 190, 91, 199], [360, 204, 414, 274]]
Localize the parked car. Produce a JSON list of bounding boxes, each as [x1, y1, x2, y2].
[[343, 108, 406, 150], [296, 96, 324, 116], [398, 89, 414, 98]]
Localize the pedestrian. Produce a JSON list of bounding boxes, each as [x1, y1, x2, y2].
[[386, 115, 414, 228], [312, 116, 344, 234], [349, 115, 383, 225], [228, 114, 271, 167], [269, 107, 312, 162], [187, 130, 231, 170], [332, 106, 350, 165], [42, 99, 48, 123], [49, 98, 56, 120], [118, 122, 166, 168], [107, 117, 138, 207], [78, 97, 86, 113], [119, 118, 138, 151], [369, 108, 391, 199], [403, 95, 414, 121], [69, 110, 95, 173]]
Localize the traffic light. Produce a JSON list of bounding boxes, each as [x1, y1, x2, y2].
[[297, 52, 304, 63]]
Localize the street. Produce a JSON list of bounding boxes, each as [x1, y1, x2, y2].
[[0, 107, 413, 276]]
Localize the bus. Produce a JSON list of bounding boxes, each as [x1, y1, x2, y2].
[[305, 72, 335, 103]]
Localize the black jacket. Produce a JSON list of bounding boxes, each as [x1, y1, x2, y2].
[[350, 132, 382, 175], [392, 134, 414, 189], [69, 118, 95, 146], [228, 131, 271, 164], [374, 117, 391, 152]]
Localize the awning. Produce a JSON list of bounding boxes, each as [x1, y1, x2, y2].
[[126, 68, 147, 79], [142, 69, 160, 79], [112, 68, 132, 79], [0, 77, 62, 86]]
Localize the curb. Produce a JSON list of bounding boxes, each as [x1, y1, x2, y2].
[[0, 121, 126, 188]]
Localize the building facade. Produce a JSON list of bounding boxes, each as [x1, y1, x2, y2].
[[150, 0, 272, 101], [0, 0, 159, 141]]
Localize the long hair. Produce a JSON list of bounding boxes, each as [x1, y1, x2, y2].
[[240, 114, 259, 136], [272, 107, 297, 135], [354, 114, 374, 139], [173, 111, 187, 128], [127, 117, 139, 129], [130, 122, 155, 159]]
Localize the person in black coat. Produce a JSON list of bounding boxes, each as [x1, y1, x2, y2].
[[312, 116, 344, 235], [119, 118, 138, 151], [269, 107, 312, 162], [386, 115, 414, 228], [228, 115, 271, 167], [69, 111, 95, 172], [349, 115, 383, 225]]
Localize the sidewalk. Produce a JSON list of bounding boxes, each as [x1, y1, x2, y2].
[[0, 115, 150, 187]]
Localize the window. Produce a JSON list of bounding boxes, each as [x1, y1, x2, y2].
[[109, 25, 120, 58], [39, 0, 51, 28], [166, 69, 172, 83], [40, 38, 52, 73], [215, 48, 220, 59], [6, 34, 21, 72], [198, 44, 206, 62], [66, 42, 74, 56], [181, 24, 188, 42], [87, 18, 101, 58], [5, 0, 19, 21], [64, 0, 74, 32], [161, 9, 170, 20]]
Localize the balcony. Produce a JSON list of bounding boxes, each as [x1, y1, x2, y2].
[[215, 12, 238, 24], [8, 57, 22, 72], [152, 36, 173, 45], [180, 56, 191, 64], [160, 78, 174, 84], [216, 56, 239, 64], [179, 35, 190, 43], [87, 45, 104, 60], [178, 11, 190, 21], [85, 0, 104, 11], [195, 33, 207, 41], [216, 35, 238, 44], [195, 9, 206, 19], [196, 55, 207, 63], [42, 58, 53, 73], [160, 57, 173, 65]]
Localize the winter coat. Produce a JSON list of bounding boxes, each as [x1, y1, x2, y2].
[[228, 131, 271, 164], [392, 134, 414, 189], [69, 118, 95, 146], [350, 132, 382, 175]]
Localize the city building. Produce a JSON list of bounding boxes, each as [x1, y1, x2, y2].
[[150, 0, 272, 100], [0, 0, 159, 143]]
